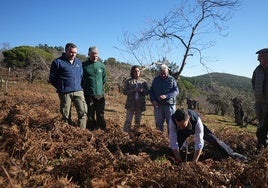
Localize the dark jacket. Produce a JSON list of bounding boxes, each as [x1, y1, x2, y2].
[[252, 65, 268, 103], [123, 77, 149, 111], [49, 53, 83, 93], [82, 60, 107, 97]]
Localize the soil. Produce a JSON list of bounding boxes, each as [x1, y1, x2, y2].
[[0, 82, 267, 188]]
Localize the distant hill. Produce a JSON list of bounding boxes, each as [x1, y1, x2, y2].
[[182, 72, 252, 92], [178, 72, 254, 118]]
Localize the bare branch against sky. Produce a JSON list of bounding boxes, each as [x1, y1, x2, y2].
[[124, 0, 240, 78]]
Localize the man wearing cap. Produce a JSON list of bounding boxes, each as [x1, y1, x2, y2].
[[82, 46, 107, 130], [252, 48, 268, 149]]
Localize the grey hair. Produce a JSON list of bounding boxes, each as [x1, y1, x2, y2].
[[160, 64, 169, 71], [88, 46, 98, 53]]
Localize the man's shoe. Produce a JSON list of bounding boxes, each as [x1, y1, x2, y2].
[[233, 152, 247, 161]]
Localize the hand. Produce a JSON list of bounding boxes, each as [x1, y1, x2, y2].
[[152, 101, 158, 108], [159, 95, 166, 100]]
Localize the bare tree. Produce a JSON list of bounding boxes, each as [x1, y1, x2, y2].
[[27, 51, 50, 84], [123, 0, 240, 78]]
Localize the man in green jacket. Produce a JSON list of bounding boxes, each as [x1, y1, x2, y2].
[[82, 46, 107, 130]]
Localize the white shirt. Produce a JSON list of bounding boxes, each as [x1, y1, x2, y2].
[[168, 117, 204, 150]]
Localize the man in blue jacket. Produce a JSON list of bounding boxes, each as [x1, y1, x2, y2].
[[150, 64, 179, 132], [49, 43, 87, 129]]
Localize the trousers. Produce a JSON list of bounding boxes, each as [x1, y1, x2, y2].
[[154, 104, 176, 132], [58, 91, 87, 129], [85, 95, 106, 130]]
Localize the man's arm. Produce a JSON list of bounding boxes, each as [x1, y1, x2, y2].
[[149, 80, 159, 108], [172, 149, 183, 163], [48, 61, 58, 88], [103, 65, 107, 85], [165, 77, 179, 99], [193, 118, 204, 162], [192, 149, 202, 162], [168, 119, 182, 163]]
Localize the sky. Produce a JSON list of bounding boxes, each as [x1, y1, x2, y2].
[[1, 0, 267, 78]]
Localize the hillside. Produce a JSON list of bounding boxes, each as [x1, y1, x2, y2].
[[177, 72, 254, 118], [183, 72, 252, 92], [0, 82, 267, 187]]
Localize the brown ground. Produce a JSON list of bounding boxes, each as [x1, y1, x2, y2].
[[0, 82, 267, 188]]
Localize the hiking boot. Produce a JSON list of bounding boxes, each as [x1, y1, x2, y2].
[[233, 152, 247, 161]]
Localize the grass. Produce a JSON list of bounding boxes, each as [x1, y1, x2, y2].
[[205, 114, 256, 135]]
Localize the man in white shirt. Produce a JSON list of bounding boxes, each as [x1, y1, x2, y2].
[[169, 109, 247, 163]]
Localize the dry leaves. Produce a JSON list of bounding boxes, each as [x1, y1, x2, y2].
[[0, 83, 267, 188]]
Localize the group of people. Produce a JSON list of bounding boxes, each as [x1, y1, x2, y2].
[[121, 47, 268, 163], [122, 63, 249, 162], [122, 64, 178, 133], [49, 43, 106, 131], [49, 43, 267, 163]]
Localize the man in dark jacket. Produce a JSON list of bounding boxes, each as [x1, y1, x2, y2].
[[252, 48, 268, 149], [82, 46, 107, 130], [49, 43, 87, 129], [169, 109, 247, 163]]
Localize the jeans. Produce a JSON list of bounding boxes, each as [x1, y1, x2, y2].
[[203, 125, 234, 156], [154, 104, 176, 132], [123, 108, 142, 132], [177, 125, 234, 157], [58, 91, 87, 129]]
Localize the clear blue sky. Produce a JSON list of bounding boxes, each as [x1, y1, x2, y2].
[[1, 0, 267, 78]]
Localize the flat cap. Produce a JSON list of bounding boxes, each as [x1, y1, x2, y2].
[[256, 48, 268, 54]]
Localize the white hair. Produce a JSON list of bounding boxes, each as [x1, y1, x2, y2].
[[160, 64, 169, 71]]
